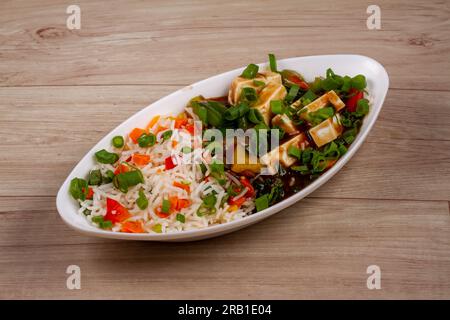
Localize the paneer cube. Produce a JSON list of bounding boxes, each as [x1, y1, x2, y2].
[[271, 114, 299, 135], [253, 82, 287, 125], [260, 133, 309, 174], [308, 114, 343, 147], [299, 90, 346, 122]]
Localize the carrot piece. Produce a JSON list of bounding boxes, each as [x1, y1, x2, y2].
[[174, 118, 188, 129], [146, 115, 161, 131], [154, 126, 168, 135], [177, 198, 191, 210], [172, 140, 178, 148], [121, 220, 144, 233], [185, 123, 195, 135], [129, 128, 146, 144], [173, 181, 190, 193], [132, 153, 150, 166], [169, 196, 179, 212]]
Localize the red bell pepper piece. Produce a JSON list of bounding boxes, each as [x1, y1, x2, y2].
[[228, 196, 246, 207], [346, 88, 364, 112], [165, 156, 177, 170], [105, 198, 131, 223], [240, 176, 255, 198]]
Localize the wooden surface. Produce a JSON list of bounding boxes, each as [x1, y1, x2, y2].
[[0, 0, 449, 299]]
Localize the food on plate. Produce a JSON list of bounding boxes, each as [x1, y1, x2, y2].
[[69, 54, 370, 234]]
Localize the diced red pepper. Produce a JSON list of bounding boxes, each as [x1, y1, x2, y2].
[[154, 206, 170, 218], [165, 156, 177, 170], [228, 196, 246, 207], [114, 163, 129, 175], [346, 88, 364, 112], [240, 176, 255, 198], [105, 198, 131, 223], [288, 75, 309, 90], [185, 123, 195, 135], [82, 187, 94, 200]]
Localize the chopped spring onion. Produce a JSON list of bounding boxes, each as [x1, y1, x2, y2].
[[285, 84, 299, 104], [88, 169, 102, 186], [95, 149, 119, 164], [255, 194, 269, 212], [268, 53, 277, 72], [181, 146, 192, 154], [270, 100, 284, 114], [112, 136, 124, 148], [136, 189, 148, 210], [192, 102, 208, 124], [253, 80, 265, 87], [161, 199, 171, 213], [241, 87, 258, 103], [287, 146, 302, 159], [240, 63, 259, 79], [138, 133, 156, 147], [291, 165, 310, 174], [162, 130, 173, 141], [176, 214, 185, 223], [224, 102, 250, 121], [91, 216, 113, 229], [113, 170, 144, 193], [152, 224, 162, 233], [69, 178, 88, 201], [247, 108, 264, 124]]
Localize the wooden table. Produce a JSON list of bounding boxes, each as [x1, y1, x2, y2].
[[1, 0, 449, 299]]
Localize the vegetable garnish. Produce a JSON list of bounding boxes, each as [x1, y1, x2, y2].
[[162, 130, 173, 141], [161, 199, 171, 214], [95, 149, 119, 164], [176, 214, 186, 223], [285, 84, 299, 104], [129, 128, 146, 144], [164, 156, 177, 170], [121, 221, 144, 233], [240, 63, 259, 79], [136, 189, 148, 210], [69, 178, 89, 201], [132, 153, 150, 166], [255, 194, 269, 212], [268, 53, 277, 72], [112, 136, 124, 148], [88, 169, 102, 186], [137, 133, 156, 148], [113, 170, 144, 193], [105, 198, 130, 223], [270, 100, 284, 114]]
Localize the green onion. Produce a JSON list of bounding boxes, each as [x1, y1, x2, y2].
[[203, 102, 224, 127], [268, 53, 277, 72], [112, 136, 124, 148], [136, 189, 148, 210], [91, 216, 112, 229], [240, 87, 258, 103], [270, 100, 284, 114], [240, 64, 259, 79], [311, 152, 328, 172], [113, 170, 144, 193], [202, 194, 217, 208], [356, 99, 369, 116], [301, 90, 317, 104], [162, 130, 173, 141], [224, 102, 250, 121], [152, 224, 162, 233], [237, 116, 249, 130], [138, 133, 156, 147], [253, 80, 265, 87], [181, 146, 192, 154], [306, 106, 335, 125], [88, 169, 102, 186], [69, 178, 88, 201], [161, 199, 171, 213], [102, 170, 115, 184], [291, 165, 310, 174], [255, 194, 269, 212], [323, 141, 340, 158], [247, 108, 264, 124], [287, 146, 302, 159], [301, 148, 313, 164], [285, 85, 299, 104], [197, 205, 217, 217], [192, 102, 208, 124], [176, 214, 185, 223], [95, 149, 119, 164], [351, 74, 367, 90]]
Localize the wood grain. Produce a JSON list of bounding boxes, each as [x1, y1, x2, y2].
[[0, 0, 449, 299]]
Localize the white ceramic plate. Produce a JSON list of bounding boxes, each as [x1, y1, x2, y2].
[[56, 54, 389, 241]]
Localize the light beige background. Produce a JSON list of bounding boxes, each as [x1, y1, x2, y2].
[[0, 0, 449, 299]]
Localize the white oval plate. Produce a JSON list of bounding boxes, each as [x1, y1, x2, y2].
[[56, 54, 389, 241]]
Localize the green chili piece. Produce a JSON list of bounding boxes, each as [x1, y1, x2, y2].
[[88, 169, 102, 186], [113, 170, 144, 193], [138, 133, 156, 147], [136, 189, 148, 210], [176, 214, 185, 223]]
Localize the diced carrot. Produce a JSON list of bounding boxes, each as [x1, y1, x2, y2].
[[114, 163, 129, 175], [173, 181, 190, 193], [154, 206, 170, 218], [174, 118, 188, 129], [169, 196, 179, 212], [176, 198, 191, 210], [172, 140, 178, 148], [132, 153, 151, 166], [129, 128, 146, 144], [121, 220, 144, 233], [146, 115, 160, 131]]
